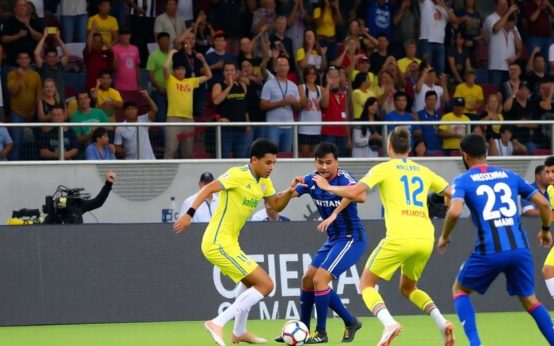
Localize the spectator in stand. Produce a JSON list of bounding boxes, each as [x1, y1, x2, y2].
[[0, 122, 14, 160], [351, 55, 376, 88], [60, 0, 88, 43], [381, 56, 406, 91], [251, 199, 291, 222], [392, 0, 418, 59], [489, 125, 527, 156], [179, 172, 219, 223], [86, 127, 116, 160], [34, 28, 69, 102], [238, 36, 271, 73], [71, 91, 110, 158], [352, 97, 382, 158], [37, 79, 63, 122], [365, 0, 392, 40], [447, 31, 472, 85], [90, 71, 123, 123], [270, 16, 296, 76], [321, 66, 351, 156], [127, 0, 158, 67], [240, 0, 258, 38], [376, 70, 398, 115], [38, 105, 79, 160], [206, 31, 236, 87], [1, 0, 43, 67], [260, 56, 301, 153], [7, 51, 41, 161], [0, 44, 4, 121], [176, 0, 194, 26], [147, 32, 171, 126], [84, 29, 114, 90], [484, 1, 522, 86], [526, 47, 553, 94], [503, 81, 540, 154], [296, 29, 327, 75], [114, 89, 158, 160], [404, 61, 420, 103], [163, 49, 212, 159], [413, 65, 448, 113], [438, 97, 470, 155], [298, 65, 323, 157], [280, 0, 312, 55], [87, 0, 119, 46], [413, 138, 427, 157], [521, 164, 550, 216], [212, 62, 251, 159], [352, 71, 376, 120], [369, 34, 391, 74], [481, 93, 505, 142], [252, 0, 277, 37], [154, 0, 186, 48], [384, 91, 412, 134], [112, 28, 141, 91], [332, 36, 360, 74], [501, 62, 522, 107], [533, 80, 554, 147], [418, 0, 457, 75], [414, 90, 443, 155], [313, 0, 342, 62], [523, 0, 554, 61], [454, 70, 484, 117], [347, 18, 377, 56], [397, 39, 421, 74], [240, 58, 266, 142], [191, 9, 214, 55], [454, 0, 484, 62], [212, 0, 242, 41]]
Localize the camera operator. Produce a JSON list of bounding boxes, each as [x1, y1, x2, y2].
[[43, 171, 117, 224]]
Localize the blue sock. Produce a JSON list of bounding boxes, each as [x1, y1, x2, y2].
[[529, 302, 554, 344], [328, 288, 354, 325], [314, 288, 331, 332], [300, 289, 315, 330], [454, 293, 481, 346]]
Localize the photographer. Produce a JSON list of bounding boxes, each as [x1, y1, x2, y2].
[[43, 171, 116, 224]]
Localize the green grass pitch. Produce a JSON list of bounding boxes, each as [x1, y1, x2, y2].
[[0, 312, 548, 346]]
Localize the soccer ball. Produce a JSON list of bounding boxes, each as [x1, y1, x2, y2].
[[281, 320, 309, 345]]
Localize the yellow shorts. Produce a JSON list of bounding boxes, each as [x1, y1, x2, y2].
[[365, 238, 434, 281], [545, 247, 554, 267], [201, 242, 258, 283]]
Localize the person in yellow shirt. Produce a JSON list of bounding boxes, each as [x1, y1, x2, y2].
[[173, 139, 303, 346], [352, 72, 376, 119], [453, 70, 484, 116], [439, 97, 471, 155], [87, 0, 119, 46], [163, 48, 211, 159], [313, 126, 454, 346], [397, 40, 421, 74], [313, 0, 343, 61], [90, 71, 123, 123]]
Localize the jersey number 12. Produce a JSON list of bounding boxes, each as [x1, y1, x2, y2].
[[401, 175, 424, 207]]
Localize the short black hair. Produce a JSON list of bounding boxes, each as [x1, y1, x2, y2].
[[44, 47, 58, 56], [250, 138, 278, 159], [425, 90, 438, 99], [123, 101, 137, 110], [92, 127, 108, 141], [460, 134, 486, 158], [223, 61, 236, 69], [389, 126, 411, 154], [393, 91, 407, 101], [499, 124, 514, 134], [99, 70, 112, 77], [314, 142, 339, 160], [49, 104, 65, 113], [157, 32, 170, 40], [535, 164, 546, 175], [544, 156, 554, 167]]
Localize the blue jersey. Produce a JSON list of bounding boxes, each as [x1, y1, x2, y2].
[[452, 165, 538, 255], [520, 182, 550, 214], [296, 170, 366, 241]]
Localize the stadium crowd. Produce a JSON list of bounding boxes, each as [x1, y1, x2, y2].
[[0, 0, 554, 160]]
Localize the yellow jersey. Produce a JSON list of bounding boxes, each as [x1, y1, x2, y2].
[[87, 14, 119, 45], [439, 112, 470, 149], [203, 165, 277, 247], [360, 158, 448, 241], [313, 7, 335, 37], [91, 87, 123, 122], [453, 83, 484, 114], [166, 75, 199, 119]]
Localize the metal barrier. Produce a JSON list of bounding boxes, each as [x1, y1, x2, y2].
[[2, 120, 554, 160]]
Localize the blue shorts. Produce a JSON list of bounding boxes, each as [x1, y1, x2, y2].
[[457, 248, 535, 297], [311, 238, 366, 279]]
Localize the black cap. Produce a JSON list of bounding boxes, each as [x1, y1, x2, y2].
[[453, 97, 465, 107], [199, 172, 214, 183], [119, 27, 131, 35]]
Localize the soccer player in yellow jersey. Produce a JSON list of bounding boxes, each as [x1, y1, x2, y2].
[[173, 139, 303, 346], [313, 126, 455, 346]]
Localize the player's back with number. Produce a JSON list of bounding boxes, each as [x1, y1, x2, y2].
[[361, 158, 448, 241], [452, 165, 536, 255]]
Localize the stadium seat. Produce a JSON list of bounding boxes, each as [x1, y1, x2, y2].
[[532, 149, 552, 156], [481, 83, 498, 102], [449, 150, 461, 156], [278, 151, 294, 158]]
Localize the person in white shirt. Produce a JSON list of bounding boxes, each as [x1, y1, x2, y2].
[[251, 199, 291, 222], [114, 90, 157, 160], [154, 0, 187, 48], [489, 125, 527, 157], [413, 64, 449, 113], [484, 0, 522, 86], [60, 0, 88, 43], [180, 172, 219, 223]]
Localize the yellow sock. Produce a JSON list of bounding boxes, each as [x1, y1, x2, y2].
[[362, 287, 386, 316], [408, 289, 436, 314]]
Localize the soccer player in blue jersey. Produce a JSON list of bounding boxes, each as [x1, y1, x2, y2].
[[275, 142, 366, 344], [438, 134, 554, 346]]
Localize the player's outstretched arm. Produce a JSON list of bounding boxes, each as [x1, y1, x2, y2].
[[173, 181, 224, 234], [312, 175, 367, 199], [438, 199, 464, 255], [266, 176, 304, 212], [529, 192, 553, 248]]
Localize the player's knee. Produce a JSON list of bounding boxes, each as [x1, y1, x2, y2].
[[399, 284, 414, 298], [302, 274, 314, 290], [260, 280, 274, 296], [312, 271, 331, 290]]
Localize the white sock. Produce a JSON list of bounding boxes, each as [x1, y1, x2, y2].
[[429, 307, 448, 329], [376, 308, 396, 327], [233, 283, 250, 336], [213, 287, 264, 327], [545, 278, 554, 298]]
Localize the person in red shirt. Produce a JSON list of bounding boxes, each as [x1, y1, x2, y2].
[[321, 66, 351, 156], [84, 24, 113, 90]]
